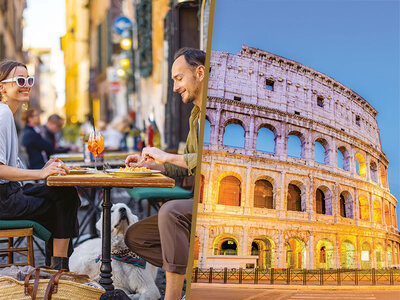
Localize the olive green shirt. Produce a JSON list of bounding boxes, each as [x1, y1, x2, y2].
[[164, 105, 199, 177]]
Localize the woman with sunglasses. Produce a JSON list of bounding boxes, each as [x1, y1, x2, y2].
[[0, 60, 80, 270]]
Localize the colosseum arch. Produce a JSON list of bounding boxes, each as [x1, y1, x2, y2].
[[203, 117, 211, 145], [315, 185, 333, 215], [316, 238, 334, 269], [361, 241, 372, 269], [337, 146, 351, 171], [193, 237, 201, 267], [213, 233, 240, 256], [355, 152, 367, 178], [375, 243, 384, 269], [380, 165, 389, 188], [373, 199, 382, 225], [217, 174, 242, 206], [369, 160, 379, 183], [287, 180, 306, 212], [394, 245, 399, 266], [222, 119, 246, 149], [339, 191, 354, 219], [286, 237, 306, 269], [384, 202, 391, 226], [387, 244, 393, 267], [358, 195, 370, 221], [199, 173, 205, 203], [287, 130, 306, 159], [256, 124, 277, 154], [340, 240, 355, 269], [250, 236, 276, 269], [253, 177, 274, 209], [314, 137, 330, 165]]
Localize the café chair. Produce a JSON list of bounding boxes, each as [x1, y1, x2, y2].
[[0, 220, 51, 268], [126, 186, 193, 217]]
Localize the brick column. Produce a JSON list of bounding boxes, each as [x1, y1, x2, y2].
[[354, 187, 359, 226], [278, 171, 286, 218], [334, 182, 338, 223], [278, 229, 283, 268], [369, 192, 374, 227], [200, 227, 209, 268], [308, 234, 314, 269]]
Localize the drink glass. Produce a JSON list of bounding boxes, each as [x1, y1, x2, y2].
[[88, 130, 104, 171]]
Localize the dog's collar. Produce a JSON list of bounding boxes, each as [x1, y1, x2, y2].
[[95, 249, 146, 269]]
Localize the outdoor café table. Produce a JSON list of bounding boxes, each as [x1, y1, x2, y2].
[[47, 172, 175, 299]]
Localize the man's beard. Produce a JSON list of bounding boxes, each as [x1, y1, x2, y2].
[[182, 83, 200, 104]]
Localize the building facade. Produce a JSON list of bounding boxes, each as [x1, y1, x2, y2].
[[195, 45, 400, 270]]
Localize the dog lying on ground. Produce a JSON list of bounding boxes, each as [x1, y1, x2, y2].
[[70, 203, 160, 300]]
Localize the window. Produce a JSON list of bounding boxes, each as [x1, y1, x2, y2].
[[340, 194, 346, 218], [223, 123, 245, 148], [233, 96, 242, 101], [355, 115, 361, 126], [287, 184, 302, 211], [218, 176, 241, 206], [256, 127, 275, 154], [199, 174, 205, 203], [203, 119, 211, 145], [266, 79, 274, 91], [294, 111, 300, 115], [254, 180, 274, 209], [317, 96, 324, 108], [316, 188, 326, 214], [288, 134, 302, 158]]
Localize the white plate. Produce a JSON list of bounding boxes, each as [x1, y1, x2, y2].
[[105, 168, 161, 176], [69, 168, 96, 174]]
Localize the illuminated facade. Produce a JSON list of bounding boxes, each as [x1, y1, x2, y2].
[[195, 45, 400, 270]]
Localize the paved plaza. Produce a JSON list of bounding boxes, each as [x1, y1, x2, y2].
[[191, 285, 400, 300]]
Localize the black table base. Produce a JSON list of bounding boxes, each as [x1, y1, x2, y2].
[[99, 187, 130, 299]]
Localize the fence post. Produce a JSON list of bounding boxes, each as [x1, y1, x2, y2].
[[194, 267, 198, 283], [287, 268, 291, 285], [372, 268, 376, 285], [337, 268, 341, 286], [303, 269, 307, 285], [254, 267, 259, 284], [270, 268, 274, 285], [239, 267, 243, 284], [224, 267, 227, 284], [390, 268, 394, 285], [355, 269, 358, 286], [209, 267, 213, 283], [320, 268, 324, 286]]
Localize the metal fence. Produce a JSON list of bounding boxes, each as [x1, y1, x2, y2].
[[192, 268, 400, 286]]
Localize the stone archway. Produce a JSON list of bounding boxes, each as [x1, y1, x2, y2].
[[251, 237, 275, 269], [361, 242, 371, 269], [286, 237, 306, 269], [340, 240, 355, 269], [316, 239, 334, 269], [213, 234, 239, 256]]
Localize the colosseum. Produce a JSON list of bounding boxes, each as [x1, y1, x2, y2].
[[194, 45, 400, 271]]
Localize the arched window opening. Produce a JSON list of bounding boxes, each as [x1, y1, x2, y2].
[[373, 200, 382, 225], [251, 238, 274, 269], [316, 239, 334, 269], [314, 138, 329, 165], [340, 241, 355, 269], [316, 188, 326, 215], [359, 196, 369, 221], [339, 194, 346, 218], [392, 206, 397, 228], [370, 161, 378, 183], [256, 127, 275, 154], [387, 245, 393, 267], [340, 191, 353, 219], [287, 184, 302, 212], [254, 179, 273, 209], [223, 122, 245, 148], [214, 237, 238, 255], [376, 244, 384, 269], [337, 146, 350, 171], [286, 238, 306, 269], [199, 174, 205, 203], [218, 176, 241, 206], [288, 134, 302, 158], [355, 153, 367, 177], [203, 119, 211, 145], [380, 165, 389, 188], [361, 242, 371, 269], [384, 204, 391, 226]]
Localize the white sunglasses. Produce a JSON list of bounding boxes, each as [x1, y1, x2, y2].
[[1, 76, 35, 87]]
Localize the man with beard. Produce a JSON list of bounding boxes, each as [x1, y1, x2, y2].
[[124, 48, 205, 300]]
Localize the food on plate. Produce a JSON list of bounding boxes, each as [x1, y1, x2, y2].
[[119, 166, 151, 172], [70, 166, 88, 171]]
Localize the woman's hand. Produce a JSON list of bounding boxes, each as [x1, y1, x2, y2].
[[40, 160, 69, 178]]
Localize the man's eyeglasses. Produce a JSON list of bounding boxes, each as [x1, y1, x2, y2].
[[1, 76, 35, 87]]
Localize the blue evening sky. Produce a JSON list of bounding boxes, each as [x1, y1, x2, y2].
[[208, 0, 400, 226]]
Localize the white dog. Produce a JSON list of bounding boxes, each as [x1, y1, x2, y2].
[[70, 203, 160, 300]]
